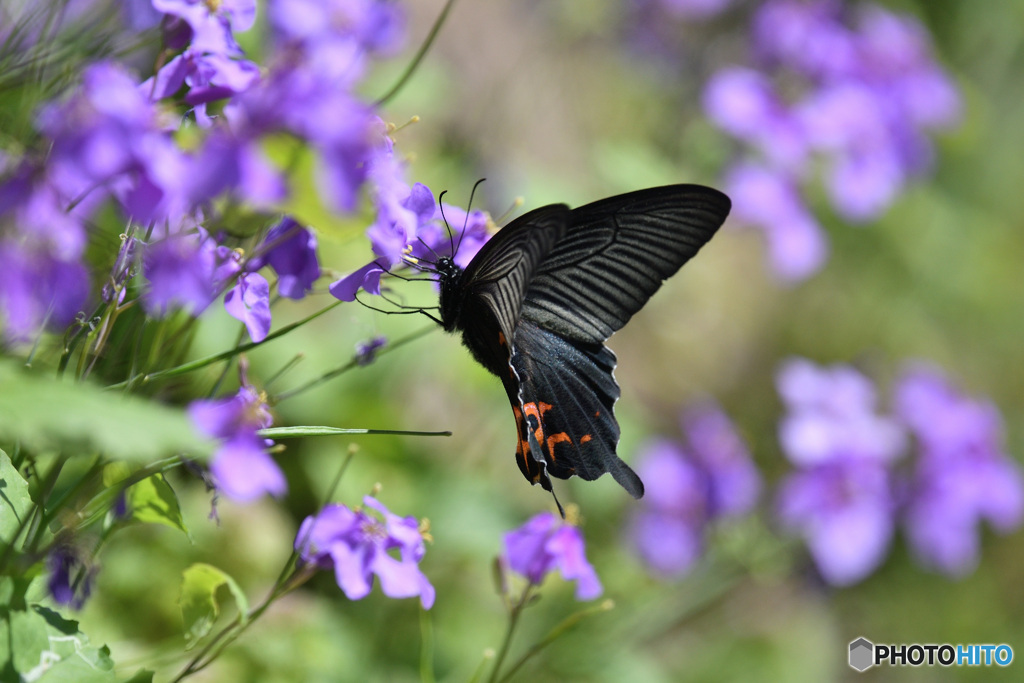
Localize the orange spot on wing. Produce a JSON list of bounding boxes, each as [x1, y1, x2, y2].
[[498, 331, 506, 347], [546, 432, 572, 461], [579, 434, 592, 444]]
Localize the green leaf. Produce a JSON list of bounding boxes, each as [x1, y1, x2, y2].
[[0, 604, 116, 682], [126, 473, 191, 539], [0, 448, 33, 552], [179, 563, 249, 650], [101, 463, 190, 538], [0, 361, 213, 462]]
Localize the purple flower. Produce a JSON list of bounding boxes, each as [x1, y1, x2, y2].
[[38, 61, 189, 225], [365, 144, 436, 266], [47, 545, 97, 610], [254, 216, 321, 300], [503, 512, 602, 600], [142, 231, 218, 316], [725, 163, 827, 282], [896, 365, 1024, 576], [628, 440, 708, 577], [705, 1, 962, 281], [189, 381, 285, 502], [629, 403, 759, 577], [152, 0, 256, 57], [141, 49, 260, 126], [270, 0, 406, 83], [355, 336, 387, 366], [774, 358, 904, 585], [296, 496, 434, 609], [0, 242, 89, 342], [777, 357, 905, 466], [224, 272, 271, 342], [777, 457, 895, 585]]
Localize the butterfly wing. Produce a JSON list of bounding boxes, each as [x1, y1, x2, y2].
[[510, 185, 730, 497], [521, 184, 731, 343], [509, 320, 644, 498]]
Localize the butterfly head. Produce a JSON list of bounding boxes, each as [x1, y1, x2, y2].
[[434, 255, 464, 332]]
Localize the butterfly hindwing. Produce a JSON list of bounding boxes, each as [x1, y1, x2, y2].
[[521, 185, 730, 344], [507, 320, 644, 498]]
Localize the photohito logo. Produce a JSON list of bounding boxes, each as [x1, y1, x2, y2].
[[848, 637, 1014, 671]]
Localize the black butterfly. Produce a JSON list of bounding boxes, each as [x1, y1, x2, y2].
[[435, 184, 730, 509]]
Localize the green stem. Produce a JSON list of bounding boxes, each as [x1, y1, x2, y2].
[[272, 324, 435, 403], [374, 0, 458, 107], [497, 600, 615, 683], [487, 584, 534, 683], [108, 300, 343, 391]]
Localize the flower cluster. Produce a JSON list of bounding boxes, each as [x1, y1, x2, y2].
[[296, 496, 435, 609], [628, 402, 760, 577], [776, 358, 1023, 584], [703, 1, 961, 281]]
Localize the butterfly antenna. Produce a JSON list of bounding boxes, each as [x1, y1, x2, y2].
[[355, 291, 442, 324], [454, 177, 486, 256], [413, 236, 441, 266], [438, 189, 456, 257]]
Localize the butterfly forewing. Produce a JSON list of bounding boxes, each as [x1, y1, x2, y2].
[[521, 185, 731, 344], [442, 205, 568, 375]]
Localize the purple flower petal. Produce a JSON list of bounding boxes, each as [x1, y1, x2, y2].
[[209, 434, 287, 502], [329, 261, 384, 301], [224, 272, 272, 342]]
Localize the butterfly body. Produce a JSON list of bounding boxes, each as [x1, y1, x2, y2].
[[436, 185, 730, 504]]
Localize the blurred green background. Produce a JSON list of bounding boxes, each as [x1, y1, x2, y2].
[[68, 0, 1024, 680]]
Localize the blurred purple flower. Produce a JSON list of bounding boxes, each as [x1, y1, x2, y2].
[[296, 496, 434, 609], [366, 146, 436, 266], [703, 68, 808, 171], [224, 66, 377, 213], [504, 512, 602, 600], [629, 403, 759, 577], [184, 132, 286, 208], [224, 272, 271, 342], [141, 49, 260, 126], [355, 335, 387, 366], [142, 231, 218, 316], [270, 0, 406, 84], [254, 216, 321, 299], [725, 163, 827, 282], [777, 357, 905, 466], [774, 358, 905, 585], [684, 403, 761, 516], [189, 381, 285, 502], [0, 242, 89, 342], [706, 1, 961, 281], [778, 457, 895, 586], [38, 61, 189, 225], [896, 365, 1024, 576], [152, 0, 255, 57], [47, 545, 97, 610]]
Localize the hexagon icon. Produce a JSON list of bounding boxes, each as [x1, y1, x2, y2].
[[849, 637, 874, 672]]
